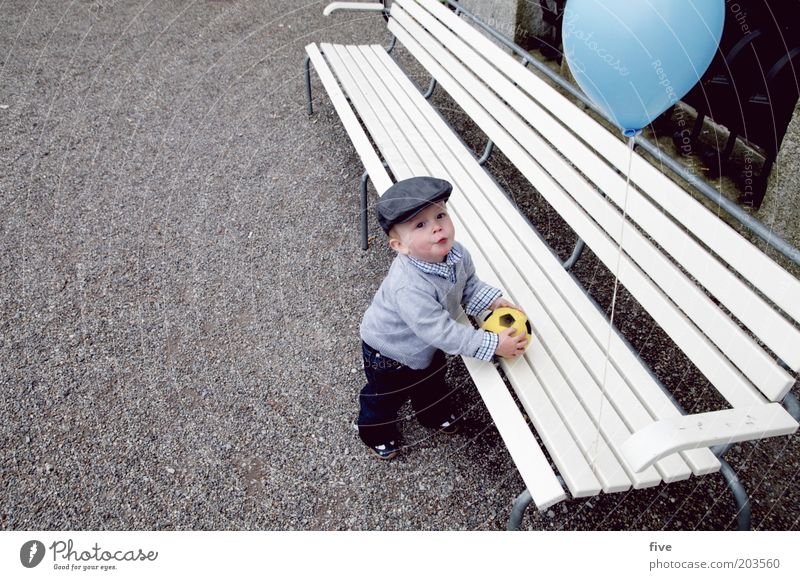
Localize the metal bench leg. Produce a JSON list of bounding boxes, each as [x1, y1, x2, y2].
[[423, 78, 437, 99], [782, 392, 800, 421], [507, 489, 533, 530], [563, 238, 586, 270], [360, 170, 371, 250], [712, 443, 751, 531], [360, 162, 391, 250], [478, 140, 494, 166], [304, 55, 314, 115], [719, 457, 751, 531], [379, 1, 395, 52], [776, 360, 798, 420]]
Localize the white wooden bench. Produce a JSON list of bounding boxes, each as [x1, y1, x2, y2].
[[304, 0, 800, 529]]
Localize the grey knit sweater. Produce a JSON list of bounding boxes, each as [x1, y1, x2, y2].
[[360, 242, 500, 369]]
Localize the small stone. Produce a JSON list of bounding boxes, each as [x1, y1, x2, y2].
[[166, 467, 175, 475], [547, 509, 555, 518], [44, 463, 53, 473]]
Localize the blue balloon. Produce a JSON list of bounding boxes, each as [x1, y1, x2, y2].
[[562, 0, 724, 136]]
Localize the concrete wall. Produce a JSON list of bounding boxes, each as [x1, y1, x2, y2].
[[758, 99, 800, 254], [456, 1, 566, 52], [457, 0, 521, 45]]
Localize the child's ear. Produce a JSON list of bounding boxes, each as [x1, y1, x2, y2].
[[388, 237, 408, 254]]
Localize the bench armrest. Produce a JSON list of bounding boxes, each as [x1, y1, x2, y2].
[[323, 2, 386, 17], [620, 404, 799, 472]]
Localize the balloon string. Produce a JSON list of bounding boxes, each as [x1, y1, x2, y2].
[[591, 136, 636, 470]]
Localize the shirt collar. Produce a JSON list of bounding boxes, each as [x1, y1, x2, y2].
[[408, 245, 463, 282]]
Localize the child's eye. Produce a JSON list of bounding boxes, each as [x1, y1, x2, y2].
[[437, 212, 446, 219], [415, 222, 424, 229]]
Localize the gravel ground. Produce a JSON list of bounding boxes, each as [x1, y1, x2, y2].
[[1, 0, 798, 531]]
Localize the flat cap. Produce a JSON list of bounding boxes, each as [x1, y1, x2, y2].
[[376, 176, 453, 234]]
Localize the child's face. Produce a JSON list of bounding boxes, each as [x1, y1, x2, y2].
[[389, 201, 455, 262]]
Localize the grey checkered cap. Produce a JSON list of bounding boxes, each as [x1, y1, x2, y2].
[[376, 176, 453, 234]]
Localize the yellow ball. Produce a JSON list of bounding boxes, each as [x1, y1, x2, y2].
[[479, 307, 532, 350]]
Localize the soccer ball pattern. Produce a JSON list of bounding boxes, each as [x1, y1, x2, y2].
[[478, 307, 532, 351]]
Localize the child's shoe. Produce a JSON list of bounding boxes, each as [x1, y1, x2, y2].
[[369, 440, 399, 460]]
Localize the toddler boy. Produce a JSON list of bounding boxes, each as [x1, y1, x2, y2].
[[357, 176, 528, 459]]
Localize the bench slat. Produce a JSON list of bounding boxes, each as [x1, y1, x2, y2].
[[326, 42, 621, 494], [305, 44, 392, 195], [320, 43, 568, 508], [401, 0, 800, 376], [338, 42, 671, 490], [461, 356, 568, 510], [387, 12, 774, 410]]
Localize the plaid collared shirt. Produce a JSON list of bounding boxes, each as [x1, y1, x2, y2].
[[408, 247, 500, 361]]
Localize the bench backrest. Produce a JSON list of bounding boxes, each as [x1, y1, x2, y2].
[[387, 0, 800, 405]]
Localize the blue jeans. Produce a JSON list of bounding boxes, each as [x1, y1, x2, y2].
[[357, 341, 453, 446]]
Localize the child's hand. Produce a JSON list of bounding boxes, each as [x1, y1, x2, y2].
[[490, 297, 524, 314], [495, 327, 528, 359]]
